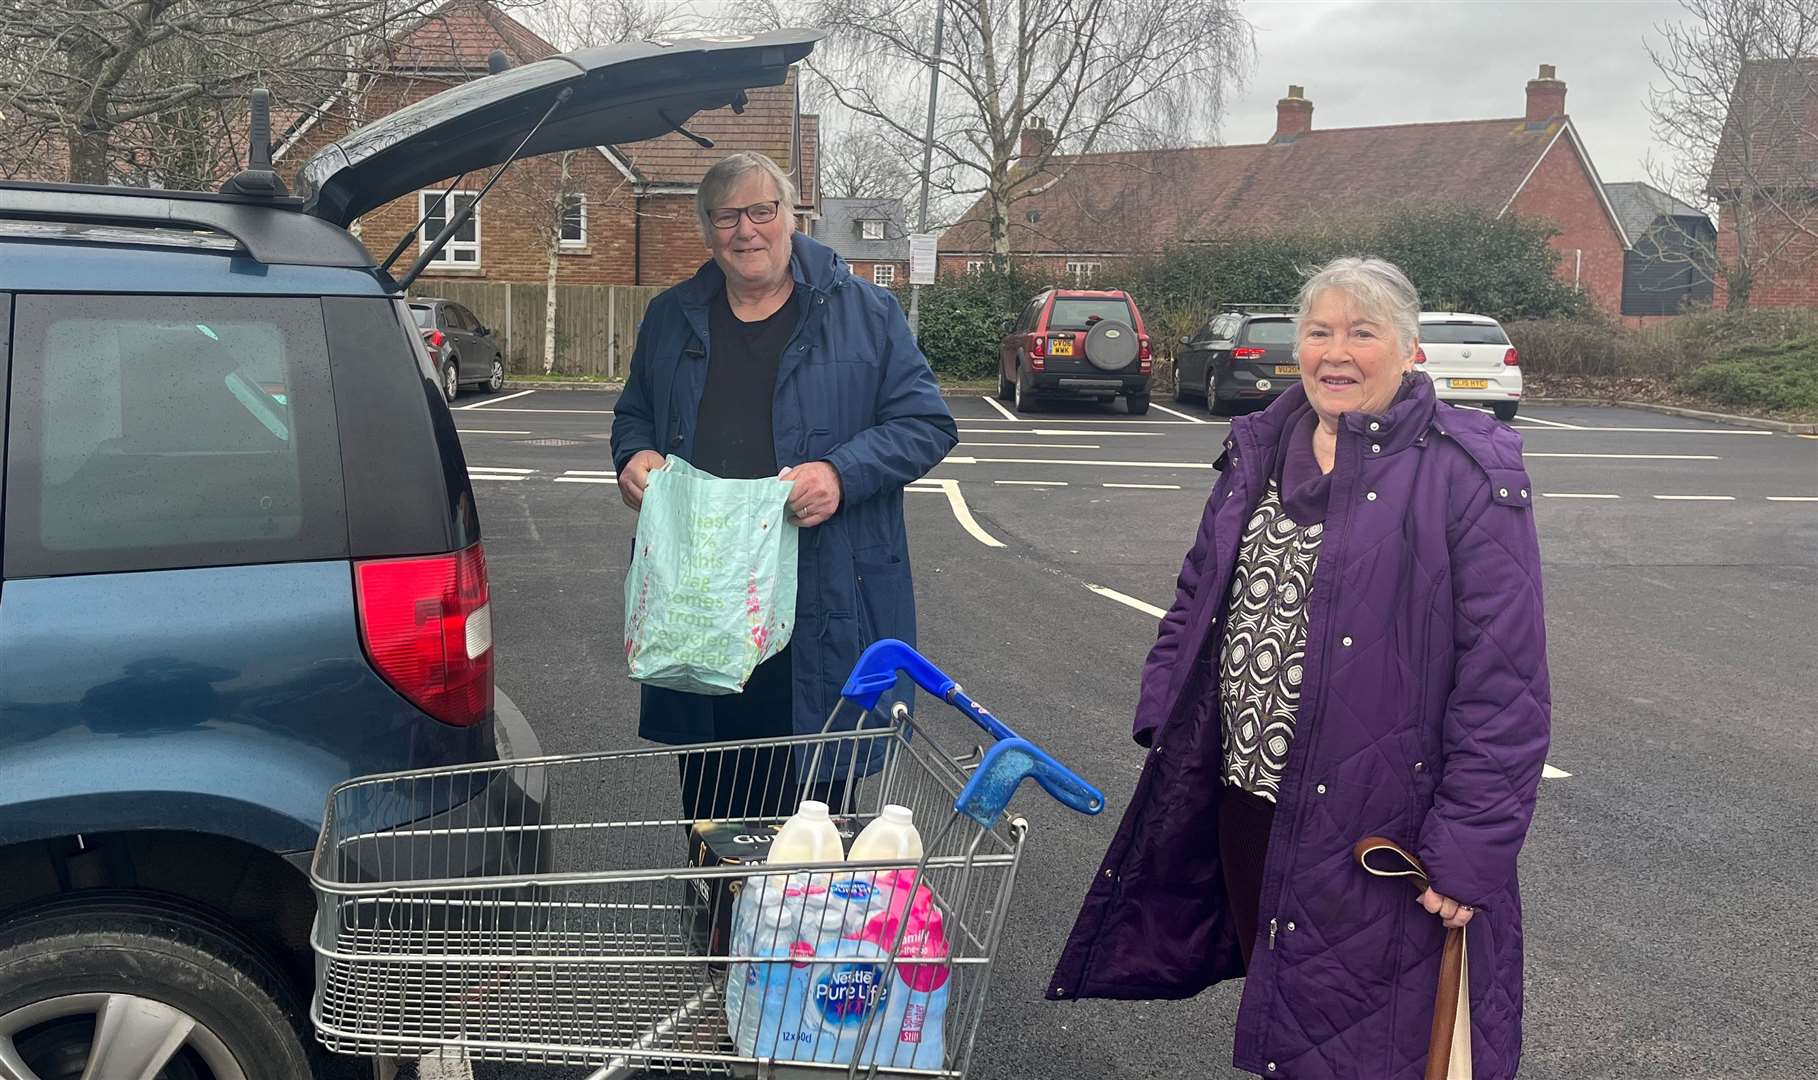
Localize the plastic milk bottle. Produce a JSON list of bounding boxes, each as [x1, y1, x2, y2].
[[726, 801, 844, 1055]]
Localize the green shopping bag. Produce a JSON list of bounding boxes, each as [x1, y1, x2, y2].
[[623, 458, 799, 695]]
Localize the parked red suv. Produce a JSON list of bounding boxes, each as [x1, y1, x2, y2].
[[997, 288, 1152, 415]]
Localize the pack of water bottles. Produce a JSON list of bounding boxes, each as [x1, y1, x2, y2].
[[724, 800, 950, 1069]]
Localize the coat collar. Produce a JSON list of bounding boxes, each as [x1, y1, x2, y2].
[[1224, 373, 1437, 476], [675, 232, 852, 312]]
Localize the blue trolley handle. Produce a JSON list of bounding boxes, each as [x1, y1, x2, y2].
[[840, 639, 1106, 827]]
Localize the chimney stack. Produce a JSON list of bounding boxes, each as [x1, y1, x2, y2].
[[1019, 118, 1055, 160], [1525, 64, 1566, 125], [1273, 85, 1313, 142]]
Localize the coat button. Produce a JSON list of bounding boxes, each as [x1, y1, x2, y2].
[[1286, 921, 1296, 931], [1316, 783, 1327, 795], [1520, 488, 1529, 498], [1104, 869, 1114, 879], [1267, 1064, 1278, 1073], [1499, 487, 1510, 498], [670, 435, 684, 448], [1366, 491, 1378, 502], [1368, 421, 1381, 432], [1413, 760, 1426, 773], [1370, 443, 1381, 454], [1341, 636, 1353, 647]]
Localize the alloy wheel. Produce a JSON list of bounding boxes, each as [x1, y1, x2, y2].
[[0, 993, 248, 1080]]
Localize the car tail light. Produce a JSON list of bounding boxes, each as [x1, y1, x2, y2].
[[1503, 347, 1520, 367], [355, 543, 494, 727], [426, 329, 445, 350], [1232, 347, 1266, 360], [1415, 347, 1428, 364], [1138, 335, 1152, 374], [1029, 334, 1045, 370]]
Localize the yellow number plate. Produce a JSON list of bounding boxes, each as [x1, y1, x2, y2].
[[1050, 339, 1074, 356], [1450, 378, 1490, 390], [1274, 365, 1300, 376]]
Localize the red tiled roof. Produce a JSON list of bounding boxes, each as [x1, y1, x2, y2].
[[939, 117, 1568, 253], [385, 0, 557, 71], [1709, 58, 1818, 194], [615, 68, 803, 190]]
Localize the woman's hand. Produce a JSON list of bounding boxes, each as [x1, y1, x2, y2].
[[617, 450, 667, 512], [1418, 888, 1476, 930], [779, 462, 843, 527]]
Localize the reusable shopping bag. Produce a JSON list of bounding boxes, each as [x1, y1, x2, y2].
[[623, 457, 798, 695]]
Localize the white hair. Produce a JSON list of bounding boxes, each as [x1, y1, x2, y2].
[[697, 152, 799, 238], [1294, 256, 1421, 359]]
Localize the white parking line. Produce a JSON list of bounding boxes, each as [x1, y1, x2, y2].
[[1086, 584, 1168, 619], [962, 441, 1102, 449], [468, 473, 528, 481], [1507, 413, 1584, 430], [1523, 453, 1720, 460], [1104, 483, 1183, 490], [1767, 496, 1818, 502], [1653, 494, 1735, 501], [1542, 764, 1573, 779], [553, 476, 617, 484], [456, 429, 532, 435], [995, 479, 1067, 486], [907, 479, 1005, 547], [980, 395, 1019, 421], [953, 415, 1196, 426], [947, 456, 1217, 470], [457, 389, 535, 410], [562, 470, 617, 476], [1149, 402, 1208, 424], [450, 407, 614, 414], [1523, 426, 1774, 435], [957, 428, 1163, 437], [1541, 493, 1621, 499], [469, 466, 535, 474]]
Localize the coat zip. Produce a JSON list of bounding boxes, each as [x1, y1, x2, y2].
[[1268, 918, 1278, 950]]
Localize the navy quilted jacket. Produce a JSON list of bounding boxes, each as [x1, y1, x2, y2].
[[1049, 374, 1551, 1080]]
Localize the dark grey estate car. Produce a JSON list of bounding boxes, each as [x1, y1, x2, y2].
[[411, 298, 507, 400], [1174, 304, 1301, 415]]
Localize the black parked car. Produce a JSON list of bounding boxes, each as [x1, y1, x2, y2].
[[411, 297, 507, 401], [1174, 304, 1301, 415]]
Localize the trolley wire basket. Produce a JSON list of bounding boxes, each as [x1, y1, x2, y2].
[[309, 640, 1104, 1079]]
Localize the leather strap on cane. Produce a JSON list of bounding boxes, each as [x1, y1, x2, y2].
[[1354, 837, 1470, 1080]]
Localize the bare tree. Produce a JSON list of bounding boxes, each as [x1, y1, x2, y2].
[[0, 0, 484, 187], [819, 126, 916, 201], [1647, 0, 1818, 308], [768, 0, 1250, 270]]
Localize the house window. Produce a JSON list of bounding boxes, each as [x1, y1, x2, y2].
[[1066, 261, 1102, 283], [873, 263, 897, 286], [559, 193, 586, 248], [965, 260, 988, 275], [861, 219, 886, 241], [419, 190, 480, 266]]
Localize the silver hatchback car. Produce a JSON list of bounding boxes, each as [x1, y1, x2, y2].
[[1417, 312, 1523, 421]]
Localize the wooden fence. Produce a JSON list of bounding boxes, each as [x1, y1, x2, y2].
[[406, 281, 664, 378]]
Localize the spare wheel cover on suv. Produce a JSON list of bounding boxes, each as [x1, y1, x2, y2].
[[1085, 320, 1139, 372]]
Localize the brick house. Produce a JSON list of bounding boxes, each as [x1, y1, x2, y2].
[[1707, 58, 1818, 309], [938, 66, 1633, 315], [272, 0, 821, 287], [811, 197, 911, 287]]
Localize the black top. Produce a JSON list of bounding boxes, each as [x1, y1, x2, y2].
[[692, 286, 799, 479]]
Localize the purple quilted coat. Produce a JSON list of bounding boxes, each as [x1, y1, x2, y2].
[[1049, 375, 1551, 1080]]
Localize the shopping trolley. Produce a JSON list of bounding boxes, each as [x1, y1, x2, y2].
[[309, 640, 1105, 1079]]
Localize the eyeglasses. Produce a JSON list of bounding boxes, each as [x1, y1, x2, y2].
[[709, 200, 781, 230]]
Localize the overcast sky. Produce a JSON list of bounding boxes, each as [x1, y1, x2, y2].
[[1220, 0, 1686, 184]]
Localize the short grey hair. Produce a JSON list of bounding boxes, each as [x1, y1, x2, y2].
[[1294, 256, 1421, 359], [697, 152, 799, 238]]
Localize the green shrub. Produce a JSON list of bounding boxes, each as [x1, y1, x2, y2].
[[1675, 337, 1818, 413], [1506, 306, 1818, 379]]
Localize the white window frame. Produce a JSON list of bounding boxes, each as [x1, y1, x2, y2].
[[861, 219, 887, 241], [873, 263, 897, 286], [559, 192, 587, 249], [965, 260, 988, 275], [1065, 260, 1102, 283], [419, 189, 481, 267]]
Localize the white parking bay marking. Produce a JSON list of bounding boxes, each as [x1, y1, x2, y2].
[[962, 441, 1102, 449], [1541, 493, 1621, 500], [1104, 483, 1183, 490], [1523, 452, 1720, 461], [1653, 494, 1735, 501], [995, 479, 1068, 486], [955, 456, 1217, 470], [1150, 402, 1208, 424], [956, 428, 1162, 437], [907, 479, 1005, 547], [1767, 496, 1818, 502], [1507, 412, 1583, 430], [554, 476, 617, 484], [1528, 426, 1773, 436], [457, 389, 535, 410], [1542, 764, 1573, 779], [1086, 584, 1167, 620], [980, 395, 1019, 421], [456, 429, 532, 435]]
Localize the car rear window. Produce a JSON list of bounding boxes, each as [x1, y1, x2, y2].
[[4, 295, 347, 577], [1048, 298, 1133, 330], [1242, 319, 1296, 345], [1420, 321, 1510, 345], [410, 304, 434, 328]]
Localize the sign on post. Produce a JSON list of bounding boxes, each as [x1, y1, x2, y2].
[[910, 233, 938, 285]]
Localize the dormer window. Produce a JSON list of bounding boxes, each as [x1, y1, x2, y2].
[[860, 219, 886, 241]]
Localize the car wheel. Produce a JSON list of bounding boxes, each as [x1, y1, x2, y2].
[[1013, 366, 1037, 414], [997, 365, 1014, 401], [1492, 401, 1519, 422], [1126, 390, 1151, 416], [443, 359, 460, 403], [1207, 370, 1232, 417], [0, 895, 314, 1080], [486, 356, 505, 393]]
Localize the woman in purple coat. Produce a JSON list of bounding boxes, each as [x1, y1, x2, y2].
[[1049, 257, 1550, 1080]]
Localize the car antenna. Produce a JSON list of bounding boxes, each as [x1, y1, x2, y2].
[[220, 89, 289, 198], [396, 83, 575, 290]]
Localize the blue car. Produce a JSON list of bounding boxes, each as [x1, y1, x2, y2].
[[0, 31, 817, 1077]]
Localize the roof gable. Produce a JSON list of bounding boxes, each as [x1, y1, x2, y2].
[[1605, 180, 1712, 239], [1709, 58, 1818, 194], [817, 197, 909, 260], [385, 0, 557, 71]]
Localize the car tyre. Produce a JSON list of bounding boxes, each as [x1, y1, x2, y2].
[[997, 365, 1014, 401], [1492, 401, 1519, 422], [0, 894, 314, 1080], [1126, 390, 1151, 416], [486, 356, 505, 393], [443, 359, 460, 403], [1013, 366, 1037, 414], [1207, 370, 1233, 417]]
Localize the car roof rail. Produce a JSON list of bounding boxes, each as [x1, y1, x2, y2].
[[0, 180, 374, 268], [1219, 302, 1298, 314]]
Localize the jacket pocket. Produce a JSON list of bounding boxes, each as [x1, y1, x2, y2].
[[853, 551, 910, 645]]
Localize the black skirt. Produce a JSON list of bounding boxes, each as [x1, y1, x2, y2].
[[1218, 781, 1278, 971]]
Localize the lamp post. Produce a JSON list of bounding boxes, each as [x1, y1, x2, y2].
[[906, 0, 946, 338]]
